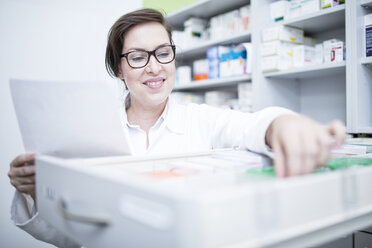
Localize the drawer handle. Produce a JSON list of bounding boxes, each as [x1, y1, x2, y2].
[[59, 198, 110, 226]]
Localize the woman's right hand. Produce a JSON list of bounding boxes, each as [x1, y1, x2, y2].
[[8, 153, 36, 202]]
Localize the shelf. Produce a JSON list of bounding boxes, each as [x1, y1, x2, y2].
[[173, 74, 251, 90], [176, 31, 251, 60], [361, 56, 372, 65], [263, 61, 346, 79], [361, 0, 372, 8], [166, 0, 249, 30], [278, 5, 345, 34], [359, 127, 372, 133]]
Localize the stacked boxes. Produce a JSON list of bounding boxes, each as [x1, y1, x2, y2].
[[209, 5, 251, 41], [260, 25, 303, 71], [261, 29, 345, 71], [204, 90, 237, 108], [206, 46, 231, 79], [219, 44, 248, 78]]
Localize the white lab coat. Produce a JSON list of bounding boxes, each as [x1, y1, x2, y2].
[[11, 97, 293, 247]]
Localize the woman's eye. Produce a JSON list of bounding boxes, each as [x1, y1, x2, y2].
[[157, 52, 170, 58], [131, 56, 146, 62]]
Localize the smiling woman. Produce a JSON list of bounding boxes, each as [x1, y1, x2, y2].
[[8, 8, 346, 248]]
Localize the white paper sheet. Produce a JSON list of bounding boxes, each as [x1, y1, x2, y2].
[[10, 79, 132, 158]]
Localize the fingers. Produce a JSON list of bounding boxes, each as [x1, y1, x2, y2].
[[8, 164, 35, 178], [10, 153, 35, 168], [270, 116, 345, 178], [316, 132, 333, 166], [10, 175, 35, 186], [284, 132, 305, 177], [327, 120, 346, 147], [273, 138, 286, 178], [16, 184, 35, 195]]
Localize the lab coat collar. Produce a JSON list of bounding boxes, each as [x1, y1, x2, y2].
[[163, 96, 186, 134], [121, 94, 185, 134]]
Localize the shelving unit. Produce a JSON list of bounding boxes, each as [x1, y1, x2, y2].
[[263, 62, 346, 79], [167, 1, 372, 134], [361, 56, 372, 65], [176, 30, 251, 60], [166, 0, 252, 99], [361, 0, 372, 8], [166, 0, 249, 29], [174, 74, 251, 91], [280, 4, 345, 34]]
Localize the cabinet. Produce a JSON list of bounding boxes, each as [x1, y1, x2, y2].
[[166, 0, 372, 135]]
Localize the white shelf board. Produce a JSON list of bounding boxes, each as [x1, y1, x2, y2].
[[263, 61, 346, 79], [358, 127, 372, 133], [361, 56, 372, 65], [279, 5, 345, 34], [166, 0, 249, 30], [176, 31, 251, 60], [361, 0, 372, 8], [173, 75, 251, 90]]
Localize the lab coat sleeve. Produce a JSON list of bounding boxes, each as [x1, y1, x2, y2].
[[200, 105, 295, 155], [11, 190, 82, 248]]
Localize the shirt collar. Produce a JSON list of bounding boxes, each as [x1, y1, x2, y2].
[[163, 95, 186, 134], [122, 94, 185, 134]]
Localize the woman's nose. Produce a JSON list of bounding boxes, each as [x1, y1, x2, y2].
[[145, 55, 161, 74]]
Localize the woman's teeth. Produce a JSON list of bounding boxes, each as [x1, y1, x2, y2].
[[146, 81, 162, 86]]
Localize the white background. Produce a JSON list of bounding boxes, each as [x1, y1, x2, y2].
[[0, 0, 141, 247]]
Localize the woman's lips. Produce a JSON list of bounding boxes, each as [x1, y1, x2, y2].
[[144, 77, 165, 89]]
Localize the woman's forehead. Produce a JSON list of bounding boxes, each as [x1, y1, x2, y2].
[[123, 22, 170, 51]]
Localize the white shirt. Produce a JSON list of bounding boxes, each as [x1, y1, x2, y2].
[[125, 96, 290, 156], [11, 97, 293, 247]]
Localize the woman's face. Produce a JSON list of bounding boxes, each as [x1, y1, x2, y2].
[[119, 22, 176, 110]]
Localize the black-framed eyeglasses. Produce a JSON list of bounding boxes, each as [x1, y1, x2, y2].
[[120, 45, 176, 69]]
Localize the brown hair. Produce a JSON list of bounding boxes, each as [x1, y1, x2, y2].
[[105, 8, 173, 78]]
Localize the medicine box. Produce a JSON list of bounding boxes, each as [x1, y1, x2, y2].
[[288, 0, 302, 20], [260, 40, 297, 57], [293, 45, 316, 68], [315, 44, 324, 64], [321, 0, 344, 9], [262, 25, 304, 44], [206, 46, 231, 79], [260, 54, 293, 72], [323, 39, 344, 63], [365, 14, 372, 57], [36, 152, 372, 248], [219, 46, 247, 77], [301, 0, 320, 15], [269, 0, 290, 22]]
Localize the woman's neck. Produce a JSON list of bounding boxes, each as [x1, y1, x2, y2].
[[126, 98, 168, 133]]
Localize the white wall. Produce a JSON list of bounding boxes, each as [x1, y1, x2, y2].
[[0, 0, 142, 247]]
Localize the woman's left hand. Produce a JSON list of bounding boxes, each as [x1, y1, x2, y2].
[[266, 115, 346, 177]]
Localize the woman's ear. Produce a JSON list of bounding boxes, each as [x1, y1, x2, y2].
[[118, 67, 124, 80]]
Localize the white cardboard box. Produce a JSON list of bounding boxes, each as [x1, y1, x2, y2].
[[293, 45, 316, 68], [262, 25, 304, 44], [260, 40, 297, 57], [269, 0, 290, 22]]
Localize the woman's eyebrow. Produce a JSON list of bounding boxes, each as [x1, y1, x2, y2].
[[125, 43, 171, 52]]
